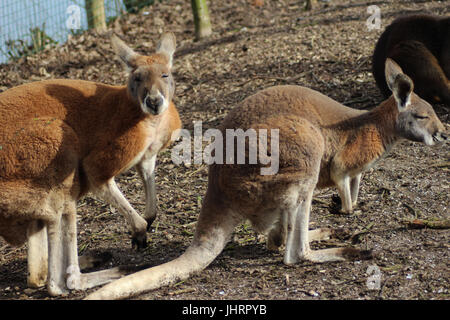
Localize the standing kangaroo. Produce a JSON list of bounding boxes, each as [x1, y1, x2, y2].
[[85, 59, 447, 300], [373, 14, 450, 106], [0, 33, 181, 296]]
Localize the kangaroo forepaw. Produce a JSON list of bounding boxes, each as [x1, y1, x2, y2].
[[145, 217, 156, 231], [131, 233, 148, 250], [339, 207, 353, 215]]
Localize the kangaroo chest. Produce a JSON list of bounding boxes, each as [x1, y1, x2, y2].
[[119, 115, 171, 174]]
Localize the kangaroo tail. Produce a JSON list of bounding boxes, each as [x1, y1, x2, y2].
[[84, 196, 239, 300]]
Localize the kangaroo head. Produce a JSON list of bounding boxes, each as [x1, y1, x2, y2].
[[385, 58, 448, 145], [111, 32, 176, 115]]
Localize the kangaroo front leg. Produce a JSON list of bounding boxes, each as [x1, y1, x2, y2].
[[335, 175, 353, 214], [136, 154, 157, 228], [350, 173, 362, 208], [94, 179, 148, 249], [331, 159, 354, 214], [27, 219, 48, 288]]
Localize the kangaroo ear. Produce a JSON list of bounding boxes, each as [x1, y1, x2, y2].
[[156, 32, 176, 69], [111, 34, 139, 71], [385, 58, 414, 110]]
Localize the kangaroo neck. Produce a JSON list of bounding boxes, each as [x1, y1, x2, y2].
[[339, 98, 400, 153]]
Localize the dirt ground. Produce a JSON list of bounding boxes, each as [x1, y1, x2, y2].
[[0, 0, 449, 301]]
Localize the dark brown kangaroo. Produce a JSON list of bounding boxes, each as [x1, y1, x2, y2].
[[372, 14, 450, 106]]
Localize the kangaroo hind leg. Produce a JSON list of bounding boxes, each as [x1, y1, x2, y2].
[[283, 187, 371, 265], [63, 200, 127, 291], [27, 220, 48, 288]]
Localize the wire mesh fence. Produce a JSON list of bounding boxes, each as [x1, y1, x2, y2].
[[0, 0, 156, 64]]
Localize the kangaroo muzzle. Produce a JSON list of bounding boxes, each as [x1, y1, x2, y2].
[[144, 94, 164, 114], [433, 131, 448, 144]]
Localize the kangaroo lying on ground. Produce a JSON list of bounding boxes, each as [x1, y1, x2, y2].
[[85, 59, 447, 300], [0, 33, 181, 295], [373, 14, 450, 106]]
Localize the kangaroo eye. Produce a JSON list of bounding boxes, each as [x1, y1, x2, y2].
[[162, 74, 169, 79], [413, 114, 428, 120]]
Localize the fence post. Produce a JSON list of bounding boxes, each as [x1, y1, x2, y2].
[[85, 0, 107, 31], [191, 0, 212, 40], [305, 0, 317, 10]]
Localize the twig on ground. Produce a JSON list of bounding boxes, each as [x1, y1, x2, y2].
[[402, 218, 450, 230]]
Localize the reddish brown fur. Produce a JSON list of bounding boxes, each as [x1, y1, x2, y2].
[[0, 79, 180, 197], [372, 14, 450, 105]]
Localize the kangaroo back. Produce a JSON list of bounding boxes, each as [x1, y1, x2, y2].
[[372, 14, 450, 105]]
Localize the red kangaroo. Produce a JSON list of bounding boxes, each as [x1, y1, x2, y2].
[[0, 33, 181, 296]]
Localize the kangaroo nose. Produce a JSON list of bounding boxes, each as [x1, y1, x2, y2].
[[144, 95, 163, 114], [432, 131, 448, 144]]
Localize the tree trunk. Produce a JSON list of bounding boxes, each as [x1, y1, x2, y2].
[[305, 0, 317, 11], [191, 0, 212, 40], [85, 0, 107, 31]]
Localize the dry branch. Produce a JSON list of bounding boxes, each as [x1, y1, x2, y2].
[[402, 218, 450, 230]]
